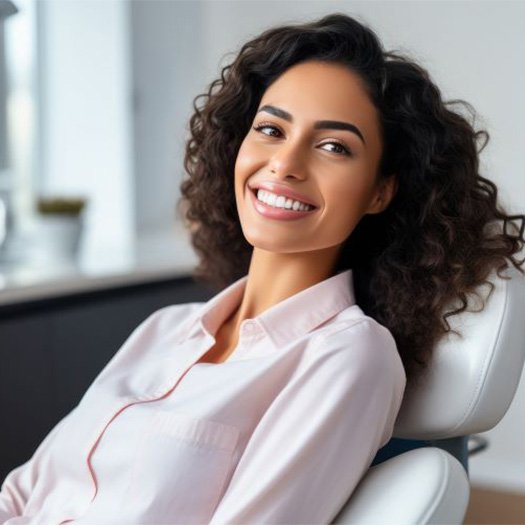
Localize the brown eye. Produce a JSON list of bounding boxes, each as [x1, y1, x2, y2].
[[319, 141, 352, 157], [253, 123, 282, 137]]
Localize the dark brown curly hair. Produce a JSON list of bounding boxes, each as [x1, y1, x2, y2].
[[177, 12, 525, 386]]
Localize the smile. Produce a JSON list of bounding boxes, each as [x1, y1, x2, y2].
[[248, 187, 318, 221], [256, 189, 315, 211]]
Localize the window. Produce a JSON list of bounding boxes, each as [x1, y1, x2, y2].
[[1, 0, 37, 249]]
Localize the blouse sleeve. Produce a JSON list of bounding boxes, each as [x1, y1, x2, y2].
[[209, 319, 406, 525], [0, 409, 76, 521]]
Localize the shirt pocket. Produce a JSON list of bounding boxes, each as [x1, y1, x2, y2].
[[126, 410, 240, 524]]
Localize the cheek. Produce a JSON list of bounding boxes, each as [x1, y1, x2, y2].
[[321, 177, 374, 232], [327, 175, 372, 210], [234, 145, 255, 201], [235, 140, 260, 176]]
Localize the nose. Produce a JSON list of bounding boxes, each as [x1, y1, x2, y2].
[[267, 140, 307, 180]]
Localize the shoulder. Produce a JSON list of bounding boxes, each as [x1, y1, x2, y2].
[[139, 302, 205, 336], [99, 301, 205, 366], [309, 307, 406, 390]]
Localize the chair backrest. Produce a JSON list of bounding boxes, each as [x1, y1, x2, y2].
[[333, 263, 525, 525], [394, 263, 525, 440]]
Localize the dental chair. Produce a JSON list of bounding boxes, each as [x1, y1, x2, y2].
[[332, 263, 525, 524]]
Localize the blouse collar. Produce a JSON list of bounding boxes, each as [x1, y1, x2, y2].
[[187, 269, 356, 349]]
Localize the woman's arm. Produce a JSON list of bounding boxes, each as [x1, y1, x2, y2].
[[209, 320, 406, 525], [0, 409, 76, 521]]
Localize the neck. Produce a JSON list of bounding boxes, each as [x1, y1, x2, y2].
[[225, 246, 342, 336]]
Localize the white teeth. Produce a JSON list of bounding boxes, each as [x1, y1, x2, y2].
[[275, 195, 286, 208], [255, 189, 314, 211]]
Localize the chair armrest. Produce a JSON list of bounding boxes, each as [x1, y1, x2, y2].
[[332, 447, 470, 524]]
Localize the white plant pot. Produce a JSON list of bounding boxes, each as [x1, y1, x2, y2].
[[33, 214, 84, 262]]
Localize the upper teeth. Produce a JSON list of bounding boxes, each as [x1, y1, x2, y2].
[[255, 189, 314, 211]]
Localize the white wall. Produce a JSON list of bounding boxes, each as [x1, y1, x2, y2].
[[38, 0, 134, 255], [130, 0, 205, 233], [132, 0, 525, 492]]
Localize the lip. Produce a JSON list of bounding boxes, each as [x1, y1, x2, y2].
[[248, 186, 317, 221], [247, 181, 319, 208]]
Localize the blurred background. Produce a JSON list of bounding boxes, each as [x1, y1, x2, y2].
[[0, 0, 524, 522]]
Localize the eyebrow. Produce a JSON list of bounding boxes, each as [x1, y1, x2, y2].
[[257, 104, 366, 145]]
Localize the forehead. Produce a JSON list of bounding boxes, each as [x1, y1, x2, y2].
[[260, 60, 379, 126]]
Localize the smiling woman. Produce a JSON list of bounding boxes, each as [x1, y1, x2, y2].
[[1, 10, 525, 525], [179, 13, 525, 386], [192, 59, 400, 368], [233, 60, 396, 271]]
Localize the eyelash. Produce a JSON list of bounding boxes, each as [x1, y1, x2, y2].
[[252, 122, 353, 157]]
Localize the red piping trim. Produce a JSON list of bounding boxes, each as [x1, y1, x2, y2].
[[58, 364, 195, 524]]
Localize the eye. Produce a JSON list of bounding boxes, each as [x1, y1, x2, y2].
[[252, 122, 282, 137], [252, 122, 352, 157], [319, 141, 352, 157]]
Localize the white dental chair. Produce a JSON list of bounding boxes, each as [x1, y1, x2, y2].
[[332, 263, 525, 524]]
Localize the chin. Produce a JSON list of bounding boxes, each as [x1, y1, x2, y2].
[[246, 236, 314, 255]]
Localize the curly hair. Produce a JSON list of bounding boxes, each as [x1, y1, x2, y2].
[[177, 12, 525, 386]]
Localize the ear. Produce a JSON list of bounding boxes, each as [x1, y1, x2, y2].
[[365, 173, 398, 215]]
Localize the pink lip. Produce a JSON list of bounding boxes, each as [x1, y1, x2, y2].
[[248, 186, 317, 221], [248, 181, 318, 208]]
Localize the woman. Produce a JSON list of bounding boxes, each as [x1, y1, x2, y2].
[[1, 12, 524, 525]]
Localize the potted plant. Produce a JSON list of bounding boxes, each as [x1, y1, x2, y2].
[[34, 196, 87, 262]]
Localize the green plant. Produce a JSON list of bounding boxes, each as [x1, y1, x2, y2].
[[36, 197, 86, 216]]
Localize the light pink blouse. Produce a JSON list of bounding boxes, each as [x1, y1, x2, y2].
[[0, 269, 406, 524]]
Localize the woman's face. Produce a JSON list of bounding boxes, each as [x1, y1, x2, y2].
[[234, 59, 396, 256]]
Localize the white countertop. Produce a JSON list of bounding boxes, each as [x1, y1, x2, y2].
[[0, 225, 199, 306]]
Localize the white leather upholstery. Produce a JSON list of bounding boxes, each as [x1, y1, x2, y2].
[[332, 448, 470, 525], [394, 264, 525, 439], [333, 264, 525, 524]]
